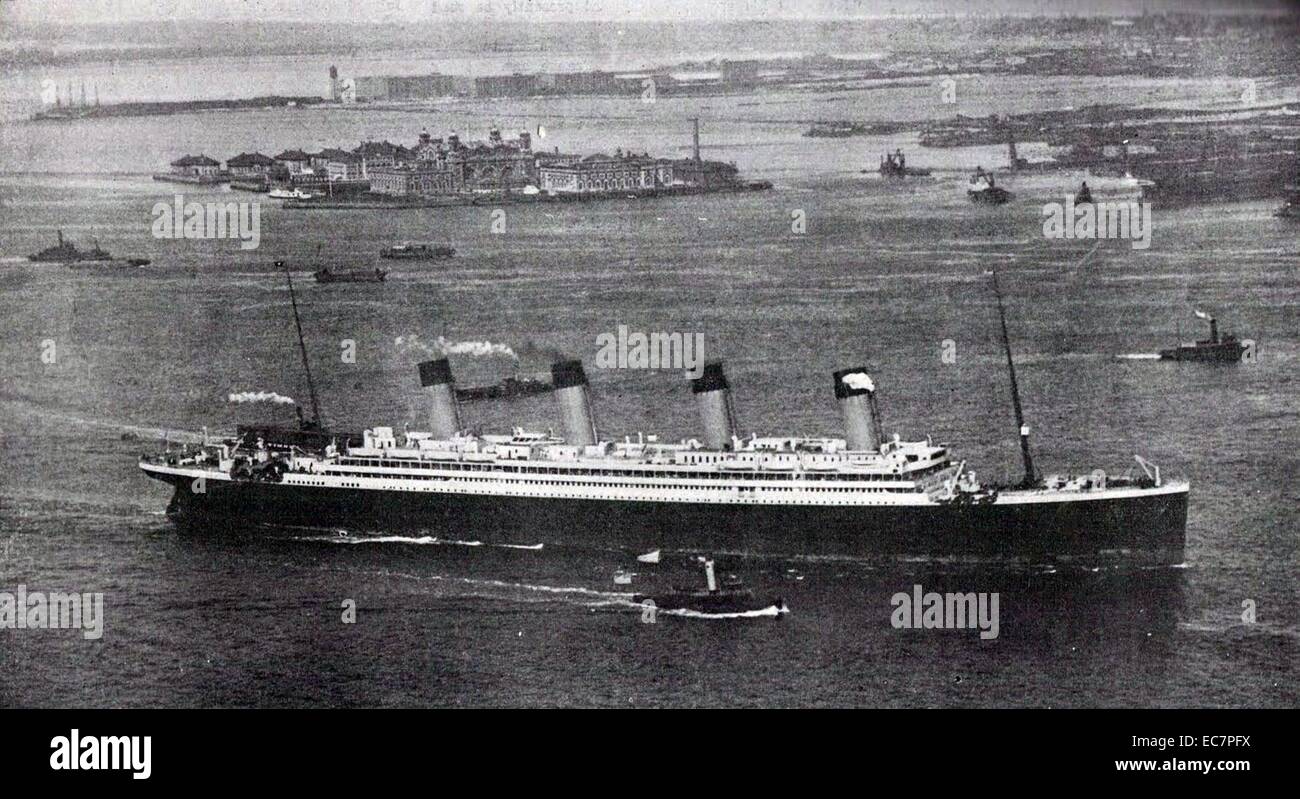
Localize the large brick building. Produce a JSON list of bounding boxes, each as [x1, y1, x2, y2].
[[370, 128, 537, 197], [538, 151, 674, 194]]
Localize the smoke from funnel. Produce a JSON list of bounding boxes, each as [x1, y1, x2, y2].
[[418, 358, 461, 439], [396, 334, 517, 361], [551, 360, 597, 447], [833, 367, 883, 452], [691, 361, 737, 450], [228, 391, 296, 405]]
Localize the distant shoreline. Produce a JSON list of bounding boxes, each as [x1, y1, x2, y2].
[[281, 183, 774, 209]]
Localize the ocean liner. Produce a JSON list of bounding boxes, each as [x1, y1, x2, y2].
[[138, 272, 1187, 561]]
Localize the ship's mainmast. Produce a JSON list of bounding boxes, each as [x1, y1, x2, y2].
[[991, 268, 1038, 488]]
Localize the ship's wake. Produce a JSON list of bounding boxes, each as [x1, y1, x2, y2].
[[301, 563, 659, 611], [0, 398, 205, 443], [288, 532, 543, 551], [1115, 353, 1160, 360], [661, 605, 789, 620], [587, 597, 789, 620]]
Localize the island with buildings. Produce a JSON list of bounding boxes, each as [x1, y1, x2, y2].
[[156, 119, 771, 207]]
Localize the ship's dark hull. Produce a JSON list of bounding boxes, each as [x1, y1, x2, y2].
[[631, 590, 783, 614], [968, 187, 1013, 205], [149, 473, 1187, 563], [1158, 342, 1247, 362], [879, 167, 932, 179]]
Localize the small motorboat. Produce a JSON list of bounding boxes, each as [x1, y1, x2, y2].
[[613, 569, 635, 585]]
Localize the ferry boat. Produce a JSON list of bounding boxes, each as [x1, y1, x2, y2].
[[137, 272, 1188, 562]]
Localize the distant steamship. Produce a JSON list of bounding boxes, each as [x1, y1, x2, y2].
[[139, 272, 1187, 561]]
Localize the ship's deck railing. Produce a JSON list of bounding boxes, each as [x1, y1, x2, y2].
[[327, 452, 954, 482]]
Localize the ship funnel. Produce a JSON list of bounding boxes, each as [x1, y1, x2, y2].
[[418, 358, 460, 439], [691, 361, 737, 450], [551, 359, 597, 447], [1210, 317, 1219, 343], [833, 367, 884, 452]]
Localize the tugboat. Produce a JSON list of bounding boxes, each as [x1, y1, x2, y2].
[[27, 230, 84, 262], [1159, 310, 1253, 363], [313, 267, 387, 284], [1074, 180, 1094, 205], [967, 167, 1013, 205], [876, 149, 932, 179], [380, 242, 456, 260], [454, 374, 553, 402], [633, 559, 788, 617]]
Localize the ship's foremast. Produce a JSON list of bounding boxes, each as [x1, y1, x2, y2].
[[990, 268, 1039, 490]]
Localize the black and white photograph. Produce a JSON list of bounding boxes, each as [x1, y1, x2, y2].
[[0, 0, 1294, 779]]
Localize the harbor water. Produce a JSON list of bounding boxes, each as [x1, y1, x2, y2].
[[0, 67, 1296, 708]]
